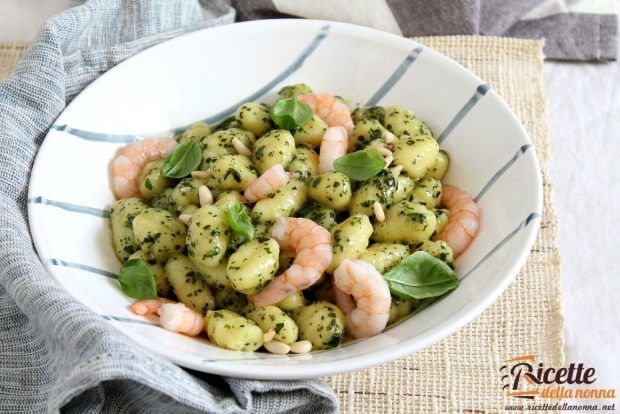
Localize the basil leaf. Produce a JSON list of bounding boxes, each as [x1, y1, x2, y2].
[[270, 97, 313, 130], [383, 251, 459, 299], [333, 149, 386, 181], [162, 141, 201, 178], [226, 203, 254, 241], [117, 259, 157, 300]]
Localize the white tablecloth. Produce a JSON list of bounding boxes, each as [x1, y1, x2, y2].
[[1, 0, 618, 406], [545, 59, 620, 395]]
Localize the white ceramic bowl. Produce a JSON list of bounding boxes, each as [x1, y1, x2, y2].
[[28, 20, 542, 379]]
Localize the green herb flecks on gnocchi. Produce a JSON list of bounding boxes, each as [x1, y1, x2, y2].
[[108, 84, 480, 354]]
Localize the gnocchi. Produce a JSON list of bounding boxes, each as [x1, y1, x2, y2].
[[293, 301, 345, 350], [329, 214, 373, 273], [109, 85, 476, 354], [245, 305, 299, 344], [165, 254, 215, 314], [392, 134, 440, 180], [186, 205, 229, 267], [307, 172, 352, 212], [253, 130, 295, 174], [226, 238, 280, 294], [373, 201, 437, 245], [205, 310, 263, 351], [132, 208, 186, 263]]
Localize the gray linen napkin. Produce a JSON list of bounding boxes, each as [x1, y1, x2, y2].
[[0, 0, 338, 412], [231, 0, 618, 61]]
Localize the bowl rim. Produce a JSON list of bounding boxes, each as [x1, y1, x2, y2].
[[28, 18, 543, 379]]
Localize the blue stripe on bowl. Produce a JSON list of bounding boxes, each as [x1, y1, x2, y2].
[[202, 24, 330, 124], [475, 144, 533, 202], [102, 315, 159, 327], [51, 24, 331, 144], [50, 124, 143, 143], [48, 259, 117, 279], [461, 212, 540, 281], [365, 46, 424, 107], [437, 84, 490, 144], [29, 196, 110, 218]]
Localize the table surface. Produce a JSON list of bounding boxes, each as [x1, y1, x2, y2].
[[2, 0, 618, 405]]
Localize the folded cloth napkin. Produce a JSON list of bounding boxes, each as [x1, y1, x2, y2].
[[0, 1, 339, 412], [232, 0, 618, 61]]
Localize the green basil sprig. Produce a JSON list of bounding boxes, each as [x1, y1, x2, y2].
[[383, 251, 459, 299], [117, 258, 158, 300], [333, 149, 386, 181], [226, 203, 254, 241], [270, 97, 313, 130], [162, 141, 201, 178]]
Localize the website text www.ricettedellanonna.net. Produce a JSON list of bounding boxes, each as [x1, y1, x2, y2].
[[505, 402, 616, 411]]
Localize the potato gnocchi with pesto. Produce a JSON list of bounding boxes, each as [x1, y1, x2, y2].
[[109, 84, 480, 355]]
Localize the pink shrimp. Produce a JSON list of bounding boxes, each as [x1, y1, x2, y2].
[[250, 218, 332, 307], [110, 137, 177, 199], [129, 298, 203, 336], [129, 297, 174, 315], [297, 93, 354, 133], [157, 303, 204, 336], [244, 164, 291, 203], [333, 259, 391, 338], [318, 126, 348, 174], [436, 184, 480, 258]]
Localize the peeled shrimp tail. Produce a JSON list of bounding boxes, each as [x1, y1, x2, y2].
[[318, 126, 348, 174], [436, 184, 480, 258], [244, 164, 290, 202], [111, 136, 176, 199], [158, 303, 204, 336], [250, 218, 332, 307], [332, 283, 355, 315], [298, 93, 354, 133], [333, 259, 391, 338], [130, 297, 174, 315]]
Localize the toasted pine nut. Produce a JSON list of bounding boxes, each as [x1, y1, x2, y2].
[[263, 329, 276, 343], [199, 185, 213, 207], [384, 154, 394, 168], [179, 214, 192, 225], [264, 340, 290, 355], [232, 138, 252, 157], [289, 340, 312, 354], [392, 165, 404, 178], [382, 131, 397, 144], [191, 170, 212, 179], [374, 201, 385, 222]]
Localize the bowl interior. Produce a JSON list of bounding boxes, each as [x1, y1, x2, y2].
[[28, 20, 542, 379]]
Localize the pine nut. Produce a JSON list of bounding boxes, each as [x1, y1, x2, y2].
[[179, 214, 192, 225], [232, 138, 252, 157], [263, 329, 276, 343], [374, 201, 385, 222], [199, 185, 213, 207], [392, 165, 404, 178], [289, 340, 312, 354], [382, 130, 396, 144], [264, 340, 290, 355], [191, 170, 212, 179]]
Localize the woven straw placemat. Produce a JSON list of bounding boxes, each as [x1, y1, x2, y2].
[[0, 36, 563, 413]]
